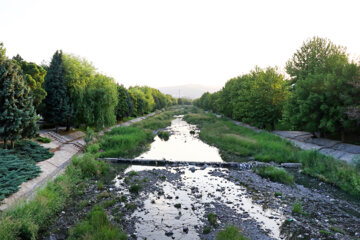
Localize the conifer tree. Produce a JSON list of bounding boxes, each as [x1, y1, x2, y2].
[[43, 50, 72, 132], [0, 60, 38, 149]]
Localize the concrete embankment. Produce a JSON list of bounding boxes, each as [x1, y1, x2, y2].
[[0, 111, 159, 211]]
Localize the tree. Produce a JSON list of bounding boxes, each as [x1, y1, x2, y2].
[[43, 50, 72, 132], [13, 55, 47, 110], [284, 37, 359, 138], [115, 84, 132, 120], [0, 42, 6, 64], [0, 60, 38, 149]]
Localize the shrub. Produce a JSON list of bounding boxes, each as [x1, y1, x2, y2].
[[86, 143, 100, 154], [216, 226, 249, 240], [255, 166, 294, 185], [84, 127, 95, 145], [158, 131, 170, 141], [292, 202, 303, 214], [36, 137, 51, 143], [129, 184, 142, 194], [203, 226, 211, 234], [207, 213, 217, 227]]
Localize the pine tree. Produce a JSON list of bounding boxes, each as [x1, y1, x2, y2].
[[43, 50, 72, 132], [0, 60, 38, 149]]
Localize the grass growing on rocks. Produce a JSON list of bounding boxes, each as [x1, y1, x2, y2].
[[184, 110, 360, 197], [0, 153, 111, 240], [216, 226, 249, 240], [255, 166, 294, 185], [68, 206, 127, 240]]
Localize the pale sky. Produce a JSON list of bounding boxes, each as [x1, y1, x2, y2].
[[1, 0, 360, 88]]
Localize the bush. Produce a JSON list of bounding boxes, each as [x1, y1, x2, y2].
[[68, 206, 127, 240], [86, 143, 100, 154], [292, 202, 303, 214], [255, 166, 294, 185], [72, 153, 110, 178], [207, 213, 217, 227], [36, 137, 51, 143], [216, 226, 249, 240], [84, 127, 95, 145], [0, 141, 53, 201], [158, 131, 170, 141]]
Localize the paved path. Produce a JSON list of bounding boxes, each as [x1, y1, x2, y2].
[[228, 116, 359, 163], [0, 112, 159, 211]]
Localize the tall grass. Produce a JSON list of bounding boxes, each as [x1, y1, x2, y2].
[[255, 166, 294, 185], [68, 206, 127, 240], [0, 153, 111, 240], [216, 226, 249, 240], [184, 110, 360, 197]]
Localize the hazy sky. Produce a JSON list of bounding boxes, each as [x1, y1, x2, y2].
[[1, 0, 360, 88]]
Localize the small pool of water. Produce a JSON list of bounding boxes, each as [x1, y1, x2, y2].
[[136, 115, 223, 162]]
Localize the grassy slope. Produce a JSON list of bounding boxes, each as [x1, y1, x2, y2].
[[184, 110, 360, 197]]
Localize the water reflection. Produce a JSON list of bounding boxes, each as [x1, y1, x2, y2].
[[136, 115, 223, 162]]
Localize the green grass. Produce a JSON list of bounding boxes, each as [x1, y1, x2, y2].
[[0, 153, 111, 240], [203, 226, 211, 234], [68, 206, 127, 240], [184, 110, 360, 197], [292, 202, 303, 214], [330, 226, 346, 234], [0, 140, 54, 201], [207, 213, 217, 227], [255, 166, 294, 185], [36, 136, 51, 143], [158, 131, 170, 141], [129, 184, 142, 194], [216, 226, 249, 240], [99, 126, 153, 158]]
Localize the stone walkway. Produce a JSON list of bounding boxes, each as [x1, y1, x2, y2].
[[0, 112, 159, 211]]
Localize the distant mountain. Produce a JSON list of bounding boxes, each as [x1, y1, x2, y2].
[[158, 84, 221, 99]]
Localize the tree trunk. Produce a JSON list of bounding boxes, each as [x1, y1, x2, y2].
[[66, 121, 70, 132], [3, 139, 7, 149], [11, 140, 15, 149], [341, 130, 345, 142]]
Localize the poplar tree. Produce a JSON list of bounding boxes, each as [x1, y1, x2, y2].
[[43, 50, 72, 132]]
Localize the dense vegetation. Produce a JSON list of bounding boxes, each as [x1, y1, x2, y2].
[[194, 37, 360, 139], [0, 140, 53, 200], [0, 153, 110, 240], [185, 110, 360, 197]]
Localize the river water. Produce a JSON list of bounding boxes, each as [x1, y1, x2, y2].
[[117, 115, 285, 240]]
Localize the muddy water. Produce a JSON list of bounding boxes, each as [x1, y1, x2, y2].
[[118, 116, 285, 239], [136, 115, 223, 162]]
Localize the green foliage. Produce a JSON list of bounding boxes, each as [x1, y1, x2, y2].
[[116, 84, 133, 120], [292, 202, 303, 214], [100, 126, 152, 158], [284, 37, 360, 136], [0, 152, 111, 240], [43, 50, 73, 130], [0, 140, 53, 200], [13, 55, 47, 109], [71, 153, 110, 178], [174, 203, 181, 209], [203, 226, 211, 234], [207, 213, 217, 227], [0, 42, 6, 64], [0, 59, 39, 148], [185, 111, 360, 197], [194, 67, 288, 129], [255, 166, 294, 185], [216, 226, 249, 240], [129, 184, 142, 194], [68, 206, 127, 240], [158, 131, 170, 141], [86, 143, 100, 154], [36, 137, 51, 143], [84, 127, 95, 145], [299, 151, 360, 197]]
